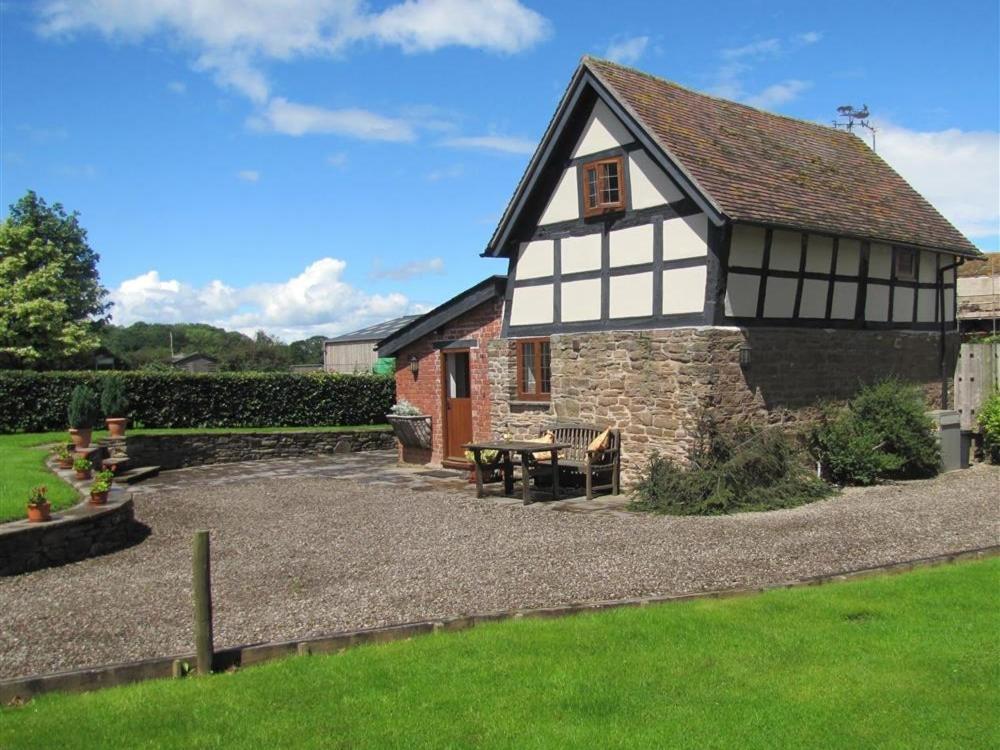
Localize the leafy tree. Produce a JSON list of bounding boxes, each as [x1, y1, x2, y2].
[[289, 335, 327, 365], [0, 191, 109, 367]]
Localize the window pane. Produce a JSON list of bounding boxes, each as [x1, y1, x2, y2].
[[540, 342, 551, 394], [600, 162, 619, 204], [448, 352, 470, 398], [586, 168, 598, 208], [521, 342, 536, 393]]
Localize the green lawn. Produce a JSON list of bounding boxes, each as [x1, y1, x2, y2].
[[3, 559, 997, 749], [0, 425, 389, 523]]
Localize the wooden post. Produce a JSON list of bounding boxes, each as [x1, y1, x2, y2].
[[192, 530, 214, 675]]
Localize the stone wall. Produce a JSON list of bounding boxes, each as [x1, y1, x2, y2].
[[395, 297, 503, 465], [124, 430, 394, 470], [489, 326, 956, 483], [0, 494, 137, 576]]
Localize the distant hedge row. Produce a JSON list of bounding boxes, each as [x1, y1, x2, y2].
[[0, 371, 395, 433]]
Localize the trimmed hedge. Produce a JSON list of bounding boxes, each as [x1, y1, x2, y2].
[[0, 371, 395, 433]]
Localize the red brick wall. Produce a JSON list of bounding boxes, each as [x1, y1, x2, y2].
[[394, 297, 503, 465]]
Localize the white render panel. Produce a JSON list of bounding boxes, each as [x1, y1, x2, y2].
[[762, 276, 797, 318], [509, 285, 553, 326], [917, 288, 937, 322], [560, 232, 602, 274], [918, 251, 938, 283], [865, 284, 890, 321], [571, 99, 634, 159], [515, 240, 554, 280], [729, 224, 766, 267], [538, 169, 579, 226], [869, 243, 892, 279], [725, 273, 760, 317], [805, 235, 834, 273], [944, 288, 955, 320], [609, 272, 653, 318], [560, 278, 601, 322], [837, 239, 861, 276], [942, 264, 956, 284], [769, 230, 801, 272], [830, 282, 857, 319], [609, 223, 653, 267], [663, 213, 708, 261], [799, 279, 828, 318], [662, 266, 706, 315], [893, 286, 915, 323], [628, 150, 684, 208]]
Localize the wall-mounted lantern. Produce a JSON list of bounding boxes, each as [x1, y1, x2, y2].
[[408, 354, 419, 376], [739, 343, 752, 370]]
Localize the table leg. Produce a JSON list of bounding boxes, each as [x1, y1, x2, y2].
[[472, 448, 484, 499], [551, 450, 560, 501], [503, 450, 514, 496], [520, 451, 531, 505]]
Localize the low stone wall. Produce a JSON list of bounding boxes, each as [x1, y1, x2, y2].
[[0, 492, 136, 577], [123, 429, 395, 470]]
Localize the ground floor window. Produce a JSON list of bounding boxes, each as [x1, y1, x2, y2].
[[516, 338, 551, 400]]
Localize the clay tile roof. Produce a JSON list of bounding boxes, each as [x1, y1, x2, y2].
[[584, 57, 980, 257]]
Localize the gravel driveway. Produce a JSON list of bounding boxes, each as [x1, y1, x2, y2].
[[2, 456, 997, 680]]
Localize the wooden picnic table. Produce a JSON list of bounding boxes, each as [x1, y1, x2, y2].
[[464, 440, 572, 505]]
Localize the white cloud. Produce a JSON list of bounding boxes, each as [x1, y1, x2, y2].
[[796, 31, 822, 45], [237, 169, 259, 182], [870, 122, 1000, 241], [110, 259, 418, 340], [721, 38, 780, 60], [325, 152, 349, 168], [743, 79, 811, 109], [604, 35, 648, 65], [249, 97, 416, 141], [442, 134, 535, 155], [37, 0, 549, 103], [166, 80, 186, 94], [425, 164, 464, 181], [371, 257, 445, 280]]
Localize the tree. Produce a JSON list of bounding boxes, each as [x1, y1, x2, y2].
[[289, 335, 327, 365], [0, 191, 109, 368]]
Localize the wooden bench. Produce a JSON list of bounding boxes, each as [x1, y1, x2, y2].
[[527, 422, 621, 501]]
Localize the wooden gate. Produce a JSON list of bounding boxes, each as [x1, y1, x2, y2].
[[954, 343, 1000, 429]]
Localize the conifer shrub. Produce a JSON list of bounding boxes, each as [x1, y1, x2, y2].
[[100, 375, 129, 418], [66, 385, 100, 429]]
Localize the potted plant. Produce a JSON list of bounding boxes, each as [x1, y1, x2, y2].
[[386, 400, 432, 450], [101, 375, 130, 438], [90, 470, 113, 505], [54, 444, 74, 469], [463, 448, 501, 483], [27, 486, 51, 523], [73, 456, 93, 481], [67, 384, 100, 449]]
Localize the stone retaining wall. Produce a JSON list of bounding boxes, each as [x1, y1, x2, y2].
[[123, 429, 395, 470], [0, 493, 137, 577]]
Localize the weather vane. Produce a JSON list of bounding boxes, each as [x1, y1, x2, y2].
[[832, 104, 878, 152]]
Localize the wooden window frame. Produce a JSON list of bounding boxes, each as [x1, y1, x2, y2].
[[894, 247, 916, 281], [580, 155, 626, 218], [515, 338, 551, 401]]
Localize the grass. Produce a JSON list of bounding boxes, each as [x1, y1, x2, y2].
[[0, 424, 389, 523], [3, 558, 997, 749]]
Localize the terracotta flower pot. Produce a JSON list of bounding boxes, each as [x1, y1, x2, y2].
[[75, 469, 92, 481], [90, 491, 109, 506], [68, 428, 92, 450], [27, 502, 51, 523], [105, 417, 127, 438], [58, 457, 74, 470]]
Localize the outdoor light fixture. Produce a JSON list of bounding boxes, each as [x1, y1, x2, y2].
[[408, 354, 419, 376], [739, 343, 752, 370]]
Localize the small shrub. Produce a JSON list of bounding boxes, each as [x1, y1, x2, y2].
[[72, 456, 91, 472], [389, 400, 423, 416], [631, 421, 833, 515], [67, 385, 100, 429], [978, 392, 1000, 463], [100, 375, 129, 418], [810, 379, 940, 485], [27, 486, 48, 508]]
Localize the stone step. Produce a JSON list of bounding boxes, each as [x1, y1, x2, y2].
[[115, 466, 161, 485], [102, 456, 132, 474]]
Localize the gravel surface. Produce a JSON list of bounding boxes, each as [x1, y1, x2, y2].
[[1, 458, 997, 680]]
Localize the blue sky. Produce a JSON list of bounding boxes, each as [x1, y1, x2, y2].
[[3, 0, 998, 340]]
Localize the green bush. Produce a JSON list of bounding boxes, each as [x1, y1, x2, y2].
[[100, 375, 129, 418], [810, 379, 940, 485], [631, 421, 833, 516], [0, 371, 394, 432], [66, 385, 100, 429], [978, 392, 1000, 463]]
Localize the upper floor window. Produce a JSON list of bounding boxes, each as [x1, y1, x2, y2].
[[516, 338, 551, 401], [581, 156, 626, 218], [895, 248, 916, 280]]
